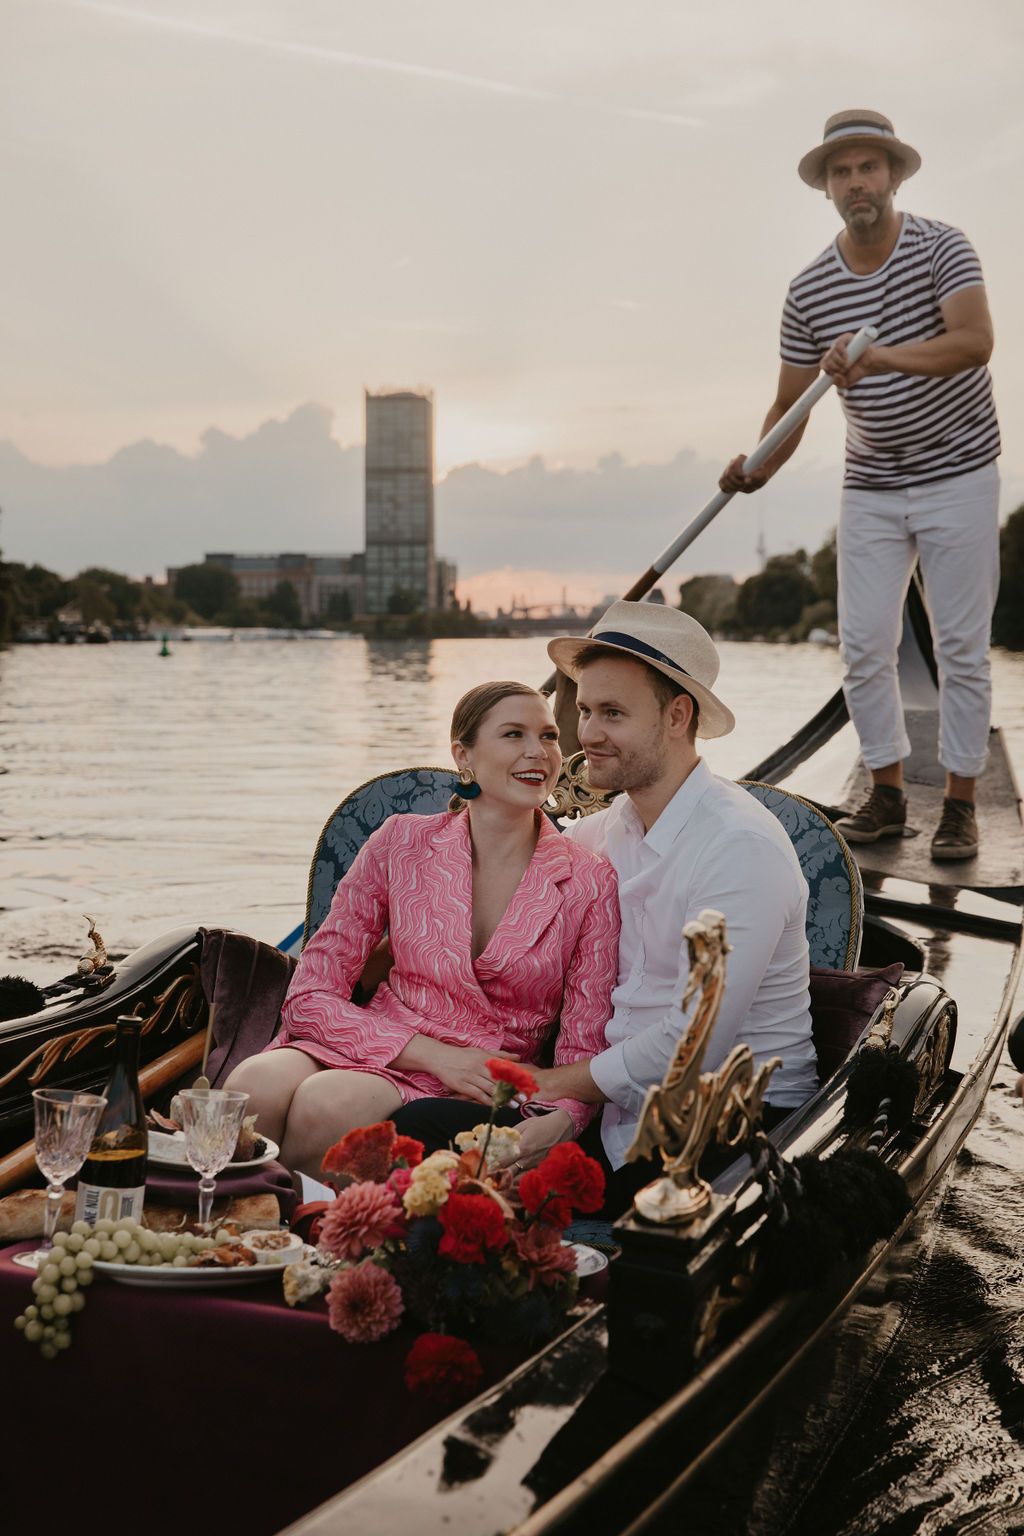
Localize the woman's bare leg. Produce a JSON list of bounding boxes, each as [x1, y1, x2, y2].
[[281, 1070, 403, 1179], [224, 1049, 322, 1145]]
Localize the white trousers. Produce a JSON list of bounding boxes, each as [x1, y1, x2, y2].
[[837, 462, 1000, 779]]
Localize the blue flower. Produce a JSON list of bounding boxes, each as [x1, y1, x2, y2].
[[406, 1217, 443, 1263]]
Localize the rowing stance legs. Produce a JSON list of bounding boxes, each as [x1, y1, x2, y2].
[[225, 1049, 403, 1179]]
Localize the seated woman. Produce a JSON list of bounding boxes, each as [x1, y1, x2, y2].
[[226, 681, 620, 1178]]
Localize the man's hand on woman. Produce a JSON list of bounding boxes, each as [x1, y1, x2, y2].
[[498, 1109, 574, 1174]]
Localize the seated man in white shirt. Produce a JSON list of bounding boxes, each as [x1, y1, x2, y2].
[[393, 601, 818, 1212]]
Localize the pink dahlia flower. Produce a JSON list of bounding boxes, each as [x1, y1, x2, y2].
[[320, 1180, 402, 1261], [326, 1262, 404, 1343]]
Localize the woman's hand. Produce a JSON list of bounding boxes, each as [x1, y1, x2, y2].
[[499, 1110, 574, 1174], [392, 1036, 507, 1104]]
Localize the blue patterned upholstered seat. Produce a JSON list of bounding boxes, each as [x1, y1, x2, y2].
[[304, 767, 458, 947], [739, 782, 863, 971], [303, 768, 862, 974]]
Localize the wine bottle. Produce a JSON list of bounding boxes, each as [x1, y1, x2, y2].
[[75, 1016, 148, 1224]]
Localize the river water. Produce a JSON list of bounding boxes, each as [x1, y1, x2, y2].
[[3, 635, 1024, 1531]]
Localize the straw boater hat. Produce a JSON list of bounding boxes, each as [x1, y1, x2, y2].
[[798, 109, 921, 191], [547, 600, 735, 739]]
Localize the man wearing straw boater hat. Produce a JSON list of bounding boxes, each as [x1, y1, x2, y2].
[[393, 602, 818, 1204], [721, 110, 1000, 862]]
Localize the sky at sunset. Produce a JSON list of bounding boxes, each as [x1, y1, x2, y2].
[[4, 0, 1024, 609]]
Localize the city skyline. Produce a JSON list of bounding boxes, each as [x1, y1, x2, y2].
[[4, 2, 1024, 608]]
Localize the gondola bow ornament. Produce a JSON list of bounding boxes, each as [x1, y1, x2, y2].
[[626, 909, 779, 1226]]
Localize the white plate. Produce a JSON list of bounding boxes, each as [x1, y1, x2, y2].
[[93, 1245, 307, 1289], [567, 1243, 609, 1278], [146, 1130, 280, 1170]]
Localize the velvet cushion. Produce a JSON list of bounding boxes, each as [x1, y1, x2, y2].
[[809, 962, 905, 1081], [197, 927, 298, 1086]]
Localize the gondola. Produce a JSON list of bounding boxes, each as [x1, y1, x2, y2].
[[1, 572, 1020, 1536], [1, 347, 1021, 1531]]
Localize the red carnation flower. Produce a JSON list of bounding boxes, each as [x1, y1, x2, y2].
[[391, 1135, 424, 1169], [536, 1141, 605, 1214], [321, 1122, 397, 1185], [404, 1333, 483, 1404], [518, 1143, 605, 1229], [486, 1058, 538, 1104], [438, 1192, 509, 1263], [518, 1170, 572, 1229]]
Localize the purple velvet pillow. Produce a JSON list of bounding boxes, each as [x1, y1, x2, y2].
[[809, 962, 905, 1082], [197, 928, 298, 1087]]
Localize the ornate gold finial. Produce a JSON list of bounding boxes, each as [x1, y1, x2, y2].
[[76, 915, 107, 977], [548, 750, 618, 821], [861, 987, 901, 1052], [625, 909, 780, 1226]]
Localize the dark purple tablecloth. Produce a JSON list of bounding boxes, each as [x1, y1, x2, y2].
[[144, 1158, 299, 1221], [1, 1241, 602, 1534]]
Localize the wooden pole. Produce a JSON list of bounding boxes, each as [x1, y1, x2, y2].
[[0, 1034, 205, 1197], [540, 325, 878, 701]]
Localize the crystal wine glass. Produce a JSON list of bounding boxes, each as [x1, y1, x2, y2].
[[177, 1088, 250, 1229], [13, 1089, 108, 1270]]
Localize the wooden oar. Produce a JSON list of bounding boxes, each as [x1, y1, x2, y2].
[[540, 323, 879, 702], [0, 1033, 205, 1197]]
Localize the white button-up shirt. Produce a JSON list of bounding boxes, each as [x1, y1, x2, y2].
[[564, 759, 818, 1169]]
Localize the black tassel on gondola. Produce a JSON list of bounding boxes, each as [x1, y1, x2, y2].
[[760, 1145, 913, 1288], [842, 1045, 919, 1133], [0, 976, 45, 1022]]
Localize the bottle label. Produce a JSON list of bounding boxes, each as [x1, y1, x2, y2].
[[75, 1182, 146, 1225]]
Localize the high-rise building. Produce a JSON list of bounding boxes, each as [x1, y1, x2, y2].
[[363, 389, 436, 614]]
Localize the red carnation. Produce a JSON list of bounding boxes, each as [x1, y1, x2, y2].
[[519, 1143, 605, 1229], [518, 1170, 571, 1229], [391, 1135, 424, 1169], [404, 1333, 483, 1404], [438, 1192, 509, 1263], [486, 1058, 538, 1104], [321, 1122, 397, 1185], [536, 1141, 605, 1214]]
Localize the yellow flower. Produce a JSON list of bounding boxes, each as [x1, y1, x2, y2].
[[403, 1168, 451, 1217]]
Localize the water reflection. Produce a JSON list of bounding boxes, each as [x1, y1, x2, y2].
[[1, 635, 1023, 1531]]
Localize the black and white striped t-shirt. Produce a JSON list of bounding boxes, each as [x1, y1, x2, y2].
[[780, 214, 1000, 488]]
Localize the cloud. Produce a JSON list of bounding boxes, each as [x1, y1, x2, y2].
[[0, 403, 364, 577], [54, 1, 704, 127], [6, 400, 1019, 590], [0, 402, 845, 584]]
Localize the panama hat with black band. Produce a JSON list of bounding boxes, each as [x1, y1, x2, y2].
[[798, 109, 921, 191], [547, 600, 736, 740]]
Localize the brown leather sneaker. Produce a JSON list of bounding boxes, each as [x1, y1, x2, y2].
[[930, 797, 978, 860], [834, 785, 907, 844]]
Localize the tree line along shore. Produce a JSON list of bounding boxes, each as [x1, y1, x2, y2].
[[2, 508, 1022, 648]]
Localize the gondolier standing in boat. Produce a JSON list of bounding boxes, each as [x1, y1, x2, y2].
[[720, 110, 1000, 861]]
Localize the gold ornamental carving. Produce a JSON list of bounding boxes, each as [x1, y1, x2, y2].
[[0, 965, 205, 1096], [548, 751, 618, 822], [694, 1249, 758, 1361], [626, 909, 780, 1226]]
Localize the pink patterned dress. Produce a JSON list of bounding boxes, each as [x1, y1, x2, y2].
[[270, 810, 620, 1134]]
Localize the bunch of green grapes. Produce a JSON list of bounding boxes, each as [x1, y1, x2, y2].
[[14, 1218, 229, 1359]]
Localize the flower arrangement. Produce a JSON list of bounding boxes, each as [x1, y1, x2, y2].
[[283, 1059, 605, 1404]]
